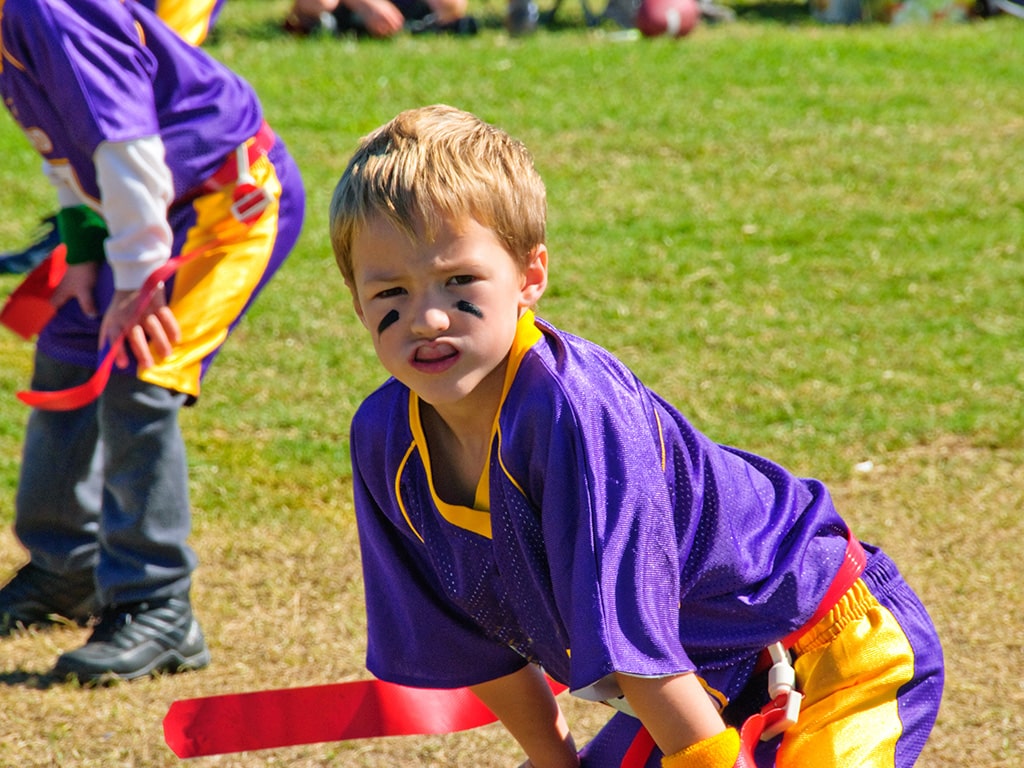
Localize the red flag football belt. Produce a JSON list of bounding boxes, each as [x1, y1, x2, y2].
[[0, 243, 67, 341], [760, 527, 867, 666], [198, 120, 275, 193], [745, 527, 867, 742], [163, 678, 663, 767]]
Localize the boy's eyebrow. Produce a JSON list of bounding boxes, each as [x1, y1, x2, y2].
[[356, 266, 404, 285], [358, 255, 480, 285]]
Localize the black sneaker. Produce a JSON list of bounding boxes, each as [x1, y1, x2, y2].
[[0, 562, 98, 636], [53, 596, 210, 683], [507, 0, 540, 34]]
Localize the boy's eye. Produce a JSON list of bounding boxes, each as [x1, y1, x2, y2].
[[375, 287, 405, 300], [448, 275, 476, 287]]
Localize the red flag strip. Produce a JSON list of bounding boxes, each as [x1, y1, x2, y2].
[[163, 675, 776, 765], [0, 244, 67, 340], [620, 726, 657, 766], [164, 678, 567, 759]]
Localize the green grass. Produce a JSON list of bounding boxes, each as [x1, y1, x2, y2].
[[1, 3, 1022, 766]]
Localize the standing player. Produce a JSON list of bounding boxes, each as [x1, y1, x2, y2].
[[0, 0, 305, 683], [328, 105, 943, 767]]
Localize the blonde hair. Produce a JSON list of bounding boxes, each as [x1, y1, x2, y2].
[[330, 105, 547, 285]]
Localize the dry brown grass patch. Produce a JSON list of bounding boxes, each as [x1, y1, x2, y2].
[[2, 438, 1021, 766]]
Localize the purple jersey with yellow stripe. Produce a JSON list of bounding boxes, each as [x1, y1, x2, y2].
[[351, 312, 853, 706], [0, 0, 261, 204]]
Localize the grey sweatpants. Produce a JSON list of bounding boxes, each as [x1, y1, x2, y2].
[[14, 350, 195, 607]]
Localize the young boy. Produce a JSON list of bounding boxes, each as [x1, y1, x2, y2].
[[328, 105, 943, 768], [0, 0, 305, 682]]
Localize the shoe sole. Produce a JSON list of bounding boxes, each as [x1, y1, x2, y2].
[[55, 646, 211, 685]]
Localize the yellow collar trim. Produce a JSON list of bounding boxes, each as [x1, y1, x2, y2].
[[408, 310, 543, 539]]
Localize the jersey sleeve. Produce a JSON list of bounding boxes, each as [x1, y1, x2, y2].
[[3, 1, 161, 156], [499, 325, 853, 702], [500, 336, 698, 697]]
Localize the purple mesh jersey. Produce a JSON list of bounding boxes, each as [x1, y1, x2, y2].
[[0, 0, 262, 202], [350, 312, 852, 706]]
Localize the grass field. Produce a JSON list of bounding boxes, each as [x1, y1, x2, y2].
[[1, 1, 1022, 766]]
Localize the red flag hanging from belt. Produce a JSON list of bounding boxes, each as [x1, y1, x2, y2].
[[162, 677, 663, 767]]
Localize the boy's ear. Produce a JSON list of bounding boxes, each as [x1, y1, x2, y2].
[[519, 244, 548, 308]]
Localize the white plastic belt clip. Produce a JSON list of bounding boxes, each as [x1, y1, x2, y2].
[[761, 642, 803, 741], [229, 144, 273, 225]]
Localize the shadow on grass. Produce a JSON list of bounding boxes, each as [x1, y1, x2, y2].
[[0, 668, 63, 689]]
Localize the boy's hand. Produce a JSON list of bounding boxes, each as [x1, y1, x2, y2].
[[100, 286, 180, 370], [346, 0, 404, 35], [51, 261, 100, 318]]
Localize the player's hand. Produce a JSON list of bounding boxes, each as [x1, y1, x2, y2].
[[51, 261, 100, 318], [347, 0, 404, 36], [99, 286, 180, 370]]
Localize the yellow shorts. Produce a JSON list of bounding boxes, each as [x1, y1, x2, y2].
[[775, 547, 944, 767]]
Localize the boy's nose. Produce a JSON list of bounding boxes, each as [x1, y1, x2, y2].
[[410, 300, 450, 337]]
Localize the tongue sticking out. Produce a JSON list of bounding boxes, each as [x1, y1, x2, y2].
[[416, 343, 456, 362]]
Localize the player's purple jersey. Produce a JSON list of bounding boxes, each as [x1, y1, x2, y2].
[[0, 0, 261, 203], [350, 312, 853, 706]]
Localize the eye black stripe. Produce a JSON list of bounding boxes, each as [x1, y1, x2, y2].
[[377, 309, 400, 335], [455, 300, 483, 318]]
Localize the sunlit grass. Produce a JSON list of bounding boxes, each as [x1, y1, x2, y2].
[[0, 3, 1021, 765]]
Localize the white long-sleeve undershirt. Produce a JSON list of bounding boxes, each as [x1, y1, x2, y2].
[[94, 136, 174, 291], [44, 135, 174, 291]]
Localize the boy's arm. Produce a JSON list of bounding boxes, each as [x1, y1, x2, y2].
[[93, 137, 178, 369], [470, 665, 579, 768], [615, 672, 746, 768]]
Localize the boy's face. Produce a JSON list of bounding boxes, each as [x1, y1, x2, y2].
[[349, 213, 547, 415]]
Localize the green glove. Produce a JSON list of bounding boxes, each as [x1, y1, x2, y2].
[[56, 205, 108, 265]]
